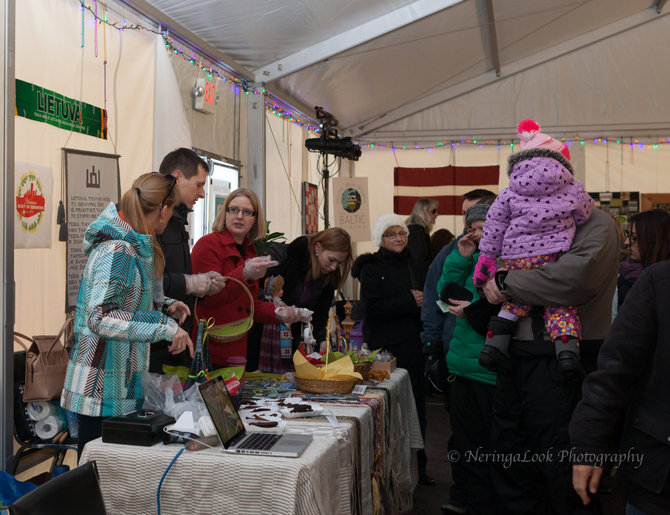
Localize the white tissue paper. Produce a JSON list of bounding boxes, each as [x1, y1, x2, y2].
[[34, 414, 66, 440], [26, 401, 55, 421]]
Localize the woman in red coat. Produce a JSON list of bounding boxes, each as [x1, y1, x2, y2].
[[191, 188, 304, 368]]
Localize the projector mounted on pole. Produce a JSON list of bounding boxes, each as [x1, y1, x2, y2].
[[305, 107, 361, 227], [305, 107, 362, 161]]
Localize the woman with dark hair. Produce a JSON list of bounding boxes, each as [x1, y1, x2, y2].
[[272, 227, 353, 351], [405, 198, 439, 287], [430, 228, 455, 257], [191, 188, 307, 368], [61, 173, 193, 455], [618, 209, 670, 308]]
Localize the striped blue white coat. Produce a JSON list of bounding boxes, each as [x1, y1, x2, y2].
[[61, 203, 178, 417]]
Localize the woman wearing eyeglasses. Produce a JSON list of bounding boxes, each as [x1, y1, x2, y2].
[[405, 198, 439, 287], [617, 209, 670, 310], [61, 173, 193, 456], [191, 188, 307, 369], [352, 213, 433, 485]]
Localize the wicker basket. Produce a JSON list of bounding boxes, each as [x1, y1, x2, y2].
[[294, 374, 357, 394], [353, 362, 373, 381], [195, 276, 254, 343], [293, 313, 360, 394]]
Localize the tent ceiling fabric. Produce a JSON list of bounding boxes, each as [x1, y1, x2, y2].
[[141, 0, 668, 144]]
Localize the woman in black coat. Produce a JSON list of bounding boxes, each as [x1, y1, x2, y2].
[[353, 213, 433, 485], [273, 227, 352, 350]]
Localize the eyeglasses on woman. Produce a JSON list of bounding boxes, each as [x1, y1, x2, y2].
[[227, 206, 257, 217]]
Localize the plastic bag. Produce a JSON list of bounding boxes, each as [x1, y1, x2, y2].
[[141, 371, 209, 421], [0, 471, 37, 507]]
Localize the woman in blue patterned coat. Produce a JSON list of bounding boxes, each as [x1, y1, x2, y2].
[[61, 173, 193, 456]]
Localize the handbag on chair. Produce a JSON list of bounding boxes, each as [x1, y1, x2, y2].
[[14, 315, 73, 402]]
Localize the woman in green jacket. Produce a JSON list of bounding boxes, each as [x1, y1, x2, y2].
[[436, 202, 499, 514]]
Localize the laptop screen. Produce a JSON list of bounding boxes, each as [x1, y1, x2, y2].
[[198, 376, 245, 448]]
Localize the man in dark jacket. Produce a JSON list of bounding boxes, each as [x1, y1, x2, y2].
[[571, 260, 670, 514], [481, 207, 619, 514], [150, 148, 225, 373]]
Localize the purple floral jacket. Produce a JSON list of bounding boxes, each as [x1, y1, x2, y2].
[[479, 148, 594, 261]]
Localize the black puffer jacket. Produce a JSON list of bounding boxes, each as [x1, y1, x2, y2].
[[352, 247, 422, 356], [157, 203, 195, 332], [570, 260, 670, 515], [273, 236, 335, 345]]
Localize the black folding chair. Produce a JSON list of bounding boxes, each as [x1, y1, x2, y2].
[[8, 461, 106, 515]]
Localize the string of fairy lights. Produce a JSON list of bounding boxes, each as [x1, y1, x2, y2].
[[356, 137, 670, 152], [78, 0, 320, 132], [78, 1, 669, 153]]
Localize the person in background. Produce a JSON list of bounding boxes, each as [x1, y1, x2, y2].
[[571, 259, 670, 514], [271, 227, 353, 353], [190, 188, 307, 369], [480, 207, 619, 514], [435, 202, 500, 514], [353, 214, 432, 485], [608, 215, 628, 321], [430, 228, 455, 258], [420, 188, 495, 515], [617, 209, 670, 309], [406, 198, 439, 287], [151, 148, 226, 373], [61, 173, 193, 456]]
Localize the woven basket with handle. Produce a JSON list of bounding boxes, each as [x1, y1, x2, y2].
[[195, 276, 255, 343]]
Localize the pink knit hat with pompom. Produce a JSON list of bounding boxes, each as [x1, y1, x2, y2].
[[517, 119, 570, 160]]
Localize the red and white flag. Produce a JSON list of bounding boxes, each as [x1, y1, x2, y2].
[[393, 165, 499, 215]]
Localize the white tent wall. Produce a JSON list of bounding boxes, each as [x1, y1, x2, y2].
[[159, 45, 247, 167], [354, 145, 507, 257], [153, 35, 192, 168], [15, 0, 156, 336], [585, 142, 670, 194], [375, 12, 670, 140], [12, 0, 670, 338], [265, 115, 324, 242], [353, 142, 670, 256]]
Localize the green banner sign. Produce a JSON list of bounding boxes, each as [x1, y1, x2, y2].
[[15, 79, 107, 139]]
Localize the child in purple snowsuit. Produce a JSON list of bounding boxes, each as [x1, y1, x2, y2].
[[472, 119, 594, 377]]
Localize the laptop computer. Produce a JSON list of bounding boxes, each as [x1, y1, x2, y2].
[[198, 376, 312, 457]]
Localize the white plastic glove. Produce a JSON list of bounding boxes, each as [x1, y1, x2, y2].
[[275, 306, 313, 324], [205, 271, 226, 295], [242, 256, 278, 281], [297, 307, 313, 322], [184, 273, 212, 297]]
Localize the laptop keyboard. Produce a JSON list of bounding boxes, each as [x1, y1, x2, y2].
[[237, 432, 282, 451]]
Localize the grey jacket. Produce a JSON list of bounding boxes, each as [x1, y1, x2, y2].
[[502, 208, 619, 342]]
